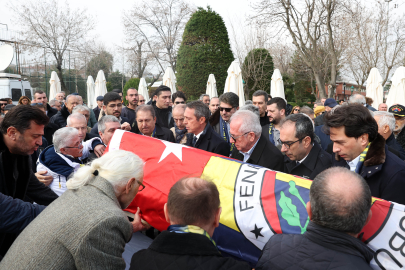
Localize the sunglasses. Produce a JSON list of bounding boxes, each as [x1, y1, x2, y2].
[[139, 100, 145, 102], [175, 101, 185, 104], [294, 109, 300, 112], [0, 103, 7, 106], [31, 103, 44, 106], [219, 107, 234, 112]]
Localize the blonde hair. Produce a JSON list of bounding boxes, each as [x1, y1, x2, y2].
[[66, 150, 144, 192]]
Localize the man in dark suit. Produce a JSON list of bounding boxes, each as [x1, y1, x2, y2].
[[280, 114, 331, 179], [185, 101, 230, 156], [230, 110, 284, 171], [135, 105, 175, 142], [93, 95, 103, 120]]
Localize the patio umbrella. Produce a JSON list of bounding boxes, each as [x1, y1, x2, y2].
[[163, 67, 177, 93], [224, 61, 245, 107], [206, 74, 218, 98], [366, 67, 383, 109], [270, 69, 285, 99], [386, 66, 405, 109], [94, 70, 107, 101], [138, 78, 150, 103], [86, 76, 95, 109], [49, 71, 61, 101]]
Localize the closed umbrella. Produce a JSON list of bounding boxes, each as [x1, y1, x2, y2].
[[163, 67, 177, 93], [366, 67, 383, 109], [86, 76, 95, 109], [206, 74, 218, 98], [94, 70, 107, 102], [138, 78, 150, 103], [224, 61, 245, 107], [386, 66, 405, 109], [49, 71, 61, 101], [270, 69, 285, 99]]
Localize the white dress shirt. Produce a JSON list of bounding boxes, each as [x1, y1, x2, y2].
[[347, 155, 361, 172]]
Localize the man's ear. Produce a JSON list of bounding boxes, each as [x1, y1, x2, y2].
[[383, 125, 390, 134], [125, 177, 136, 194], [6, 126, 17, 140], [102, 105, 106, 111], [214, 207, 222, 228], [280, 109, 285, 116], [199, 117, 206, 125], [164, 203, 171, 223], [306, 201, 312, 220]]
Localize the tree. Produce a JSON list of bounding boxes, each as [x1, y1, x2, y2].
[[242, 48, 274, 99], [108, 70, 126, 91], [176, 7, 234, 98], [11, 0, 95, 92], [86, 50, 114, 81], [123, 0, 194, 73], [123, 78, 140, 104]]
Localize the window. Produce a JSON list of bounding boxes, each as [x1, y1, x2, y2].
[[25, 89, 32, 100], [12, 88, 22, 102]]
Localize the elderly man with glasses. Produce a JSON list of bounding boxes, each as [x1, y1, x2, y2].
[[36, 127, 97, 196], [279, 114, 331, 179], [229, 110, 284, 171]]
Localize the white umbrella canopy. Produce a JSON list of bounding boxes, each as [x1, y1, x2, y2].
[[386, 66, 405, 109], [94, 70, 107, 100], [49, 71, 61, 101], [270, 69, 285, 99], [138, 78, 150, 103], [366, 67, 383, 109], [206, 74, 218, 98], [224, 61, 245, 107], [163, 67, 177, 93], [86, 76, 95, 109]]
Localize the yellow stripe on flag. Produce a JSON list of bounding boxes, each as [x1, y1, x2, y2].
[[201, 157, 241, 233], [275, 172, 313, 189]]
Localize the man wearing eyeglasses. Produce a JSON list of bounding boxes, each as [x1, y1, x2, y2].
[[138, 94, 146, 105], [211, 93, 239, 152], [37, 127, 89, 196], [280, 114, 331, 179], [262, 97, 286, 148], [172, 91, 187, 106], [229, 110, 284, 171]]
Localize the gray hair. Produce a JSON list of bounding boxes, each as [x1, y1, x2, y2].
[[280, 114, 315, 142], [98, 115, 120, 134], [230, 110, 262, 136], [239, 104, 260, 118], [373, 111, 396, 131], [300, 106, 314, 117], [49, 100, 60, 106], [199, 94, 209, 100], [53, 127, 79, 153], [172, 103, 186, 113], [186, 101, 210, 123], [66, 150, 144, 194], [72, 104, 90, 114], [310, 167, 371, 234], [65, 94, 80, 104], [219, 92, 239, 108], [135, 105, 156, 118], [244, 100, 253, 105], [349, 94, 366, 105], [252, 90, 268, 101], [66, 113, 86, 127]]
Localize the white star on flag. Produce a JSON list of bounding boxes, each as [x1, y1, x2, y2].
[[158, 140, 189, 163]]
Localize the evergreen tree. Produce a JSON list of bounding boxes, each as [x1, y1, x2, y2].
[[176, 6, 234, 99], [123, 78, 140, 104]]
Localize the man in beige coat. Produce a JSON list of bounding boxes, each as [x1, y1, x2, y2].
[[0, 150, 146, 269]]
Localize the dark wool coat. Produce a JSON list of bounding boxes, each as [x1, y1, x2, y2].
[[186, 123, 230, 157]]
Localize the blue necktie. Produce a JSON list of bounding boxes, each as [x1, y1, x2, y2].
[[192, 136, 198, 147]]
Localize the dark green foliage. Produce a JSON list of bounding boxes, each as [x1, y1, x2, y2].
[[123, 78, 140, 104], [242, 48, 274, 100], [86, 51, 114, 81], [108, 70, 126, 91], [176, 6, 234, 98]]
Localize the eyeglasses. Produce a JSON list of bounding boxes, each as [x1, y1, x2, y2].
[[278, 138, 304, 149], [64, 142, 83, 149], [175, 101, 185, 104], [230, 132, 250, 141], [137, 180, 145, 191], [0, 103, 7, 106], [139, 100, 145, 103], [31, 103, 44, 106], [294, 109, 300, 112], [219, 107, 234, 112]]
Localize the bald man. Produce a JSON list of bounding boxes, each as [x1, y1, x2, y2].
[[129, 178, 250, 270], [170, 104, 188, 144], [257, 167, 374, 270], [378, 103, 387, 111]]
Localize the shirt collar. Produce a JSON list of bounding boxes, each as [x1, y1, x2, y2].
[[347, 154, 361, 172], [241, 138, 260, 157], [194, 130, 204, 140]]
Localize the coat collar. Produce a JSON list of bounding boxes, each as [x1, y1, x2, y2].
[[87, 176, 121, 208], [334, 133, 386, 167], [286, 141, 322, 172], [246, 135, 266, 164]]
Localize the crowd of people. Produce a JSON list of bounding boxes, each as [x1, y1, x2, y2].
[[0, 85, 404, 269]]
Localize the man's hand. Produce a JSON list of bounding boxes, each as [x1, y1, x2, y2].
[[93, 144, 106, 157], [35, 171, 53, 186], [131, 207, 148, 233], [121, 122, 131, 131]]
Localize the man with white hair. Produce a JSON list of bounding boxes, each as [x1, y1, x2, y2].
[[50, 94, 81, 128], [170, 104, 188, 144], [2, 150, 147, 269], [230, 110, 284, 171], [349, 94, 376, 111], [373, 111, 405, 160]]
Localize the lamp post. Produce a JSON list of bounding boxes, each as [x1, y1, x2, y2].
[[351, 86, 354, 97]]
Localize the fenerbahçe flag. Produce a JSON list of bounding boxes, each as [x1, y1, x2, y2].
[[106, 130, 405, 269]]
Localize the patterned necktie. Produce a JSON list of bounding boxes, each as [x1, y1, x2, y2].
[[192, 136, 198, 147]]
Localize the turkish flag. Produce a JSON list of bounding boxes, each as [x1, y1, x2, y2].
[[106, 130, 222, 231]]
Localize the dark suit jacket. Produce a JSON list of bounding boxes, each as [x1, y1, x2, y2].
[[314, 125, 331, 151], [230, 135, 284, 171], [386, 133, 405, 160], [93, 106, 101, 120], [46, 104, 58, 119], [186, 123, 230, 156], [262, 124, 275, 145], [284, 141, 331, 179], [314, 113, 325, 127], [135, 123, 175, 143]]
